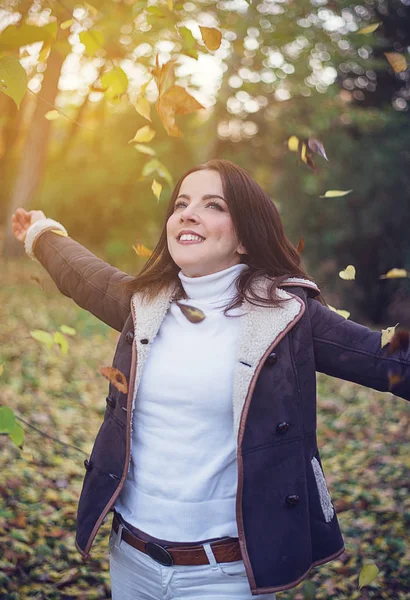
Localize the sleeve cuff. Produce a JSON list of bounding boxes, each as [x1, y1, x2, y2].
[[24, 218, 68, 260]]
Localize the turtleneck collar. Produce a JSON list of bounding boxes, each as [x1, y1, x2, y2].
[[178, 263, 248, 303]]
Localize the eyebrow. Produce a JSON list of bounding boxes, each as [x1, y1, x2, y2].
[[175, 193, 226, 202]]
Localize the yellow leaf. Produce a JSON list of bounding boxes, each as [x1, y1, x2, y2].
[[133, 243, 153, 257], [0, 364, 3, 376], [339, 264, 356, 280], [128, 126, 156, 144], [135, 96, 151, 121], [357, 22, 381, 34], [50, 229, 68, 237], [287, 136, 299, 152], [60, 19, 74, 30], [381, 323, 400, 349], [384, 52, 408, 73], [300, 142, 307, 164], [358, 563, 379, 590], [199, 26, 222, 51], [328, 305, 350, 319], [152, 179, 162, 201], [168, 0, 173, 9], [85, 2, 99, 17], [320, 189, 353, 198], [133, 144, 156, 156], [53, 331, 69, 355], [101, 67, 128, 100], [44, 110, 60, 120], [59, 325, 76, 336], [379, 268, 408, 279], [79, 29, 104, 57]]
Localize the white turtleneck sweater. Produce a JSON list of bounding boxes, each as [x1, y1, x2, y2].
[[114, 262, 249, 542]]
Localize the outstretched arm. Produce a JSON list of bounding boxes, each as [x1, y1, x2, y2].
[[17, 212, 134, 333], [309, 297, 410, 401]]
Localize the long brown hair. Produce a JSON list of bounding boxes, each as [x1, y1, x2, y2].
[[119, 159, 325, 315]]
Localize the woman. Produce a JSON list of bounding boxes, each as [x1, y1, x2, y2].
[[12, 159, 410, 599]]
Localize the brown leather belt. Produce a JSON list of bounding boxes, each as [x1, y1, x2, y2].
[[112, 512, 242, 567]]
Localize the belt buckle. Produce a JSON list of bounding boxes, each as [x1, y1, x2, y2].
[[145, 542, 174, 566]]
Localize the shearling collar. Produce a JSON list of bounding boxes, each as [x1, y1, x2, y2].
[[130, 276, 319, 442]]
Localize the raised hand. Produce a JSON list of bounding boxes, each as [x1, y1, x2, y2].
[[11, 208, 47, 243]]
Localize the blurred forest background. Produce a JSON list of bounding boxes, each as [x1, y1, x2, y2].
[[1, 0, 410, 598]]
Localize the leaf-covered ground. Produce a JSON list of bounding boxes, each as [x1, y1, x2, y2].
[[1, 259, 409, 599]]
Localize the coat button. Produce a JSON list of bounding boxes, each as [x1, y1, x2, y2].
[[84, 459, 93, 472], [276, 421, 290, 434], [106, 396, 116, 409], [140, 338, 149, 344], [266, 352, 277, 366], [286, 494, 300, 506], [125, 331, 134, 344]]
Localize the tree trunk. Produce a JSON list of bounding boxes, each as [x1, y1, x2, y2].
[[2, 45, 66, 259]]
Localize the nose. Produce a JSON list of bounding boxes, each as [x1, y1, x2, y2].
[[179, 206, 199, 223]]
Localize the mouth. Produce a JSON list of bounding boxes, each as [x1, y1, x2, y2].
[[177, 238, 205, 245]]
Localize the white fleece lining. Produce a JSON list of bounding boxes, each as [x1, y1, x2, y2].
[[127, 276, 316, 470], [311, 457, 334, 522], [24, 218, 68, 260]]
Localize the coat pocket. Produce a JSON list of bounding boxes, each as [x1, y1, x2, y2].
[[311, 457, 334, 523]]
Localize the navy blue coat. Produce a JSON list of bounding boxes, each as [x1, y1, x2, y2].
[[32, 229, 410, 595]]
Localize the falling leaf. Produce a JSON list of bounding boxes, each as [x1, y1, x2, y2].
[[128, 125, 156, 144], [296, 235, 304, 254], [339, 265, 356, 280], [60, 19, 74, 30], [59, 325, 77, 336], [85, 1, 99, 16], [133, 144, 156, 156], [357, 22, 381, 34], [99, 366, 128, 394], [320, 190, 353, 198], [30, 329, 54, 348], [307, 137, 328, 161], [176, 302, 206, 323], [156, 85, 205, 137], [328, 305, 350, 319], [0, 363, 3, 376], [379, 268, 408, 279], [387, 370, 404, 391], [133, 243, 153, 257], [199, 26, 222, 51], [381, 323, 399, 348], [0, 55, 27, 109], [152, 179, 162, 201], [386, 330, 410, 356], [358, 563, 379, 589], [168, 0, 173, 9], [44, 110, 60, 120], [79, 29, 104, 57], [50, 229, 68, 237], [53, 331, 69, 355], [152, 56, 176, 97], [101, 67, 128, 100], [287, 135, 299, 152], [10, 422, 24, 447], [135, 95, 151, 121], [384, 52, 408, 73], [0, 406, 15, 433]]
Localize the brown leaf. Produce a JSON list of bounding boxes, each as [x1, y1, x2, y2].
[[307, 137, 328, 161], [296, 235, 305, 254], [386, 330, 410, 356], [176, 302, 206, 323], [387, 370, 405, 391], [156, 85, 205, 137], [199, 26, 222, 51], [99, 366, 128, 394], [152, 55, 177, 96]]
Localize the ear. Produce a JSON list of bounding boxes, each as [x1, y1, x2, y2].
[[237, 242, 247, 255]]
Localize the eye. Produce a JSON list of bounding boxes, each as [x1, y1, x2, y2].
[[174, 201, 224, 211]]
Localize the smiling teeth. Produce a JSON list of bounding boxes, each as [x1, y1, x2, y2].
[[179, 234, 204, 242]]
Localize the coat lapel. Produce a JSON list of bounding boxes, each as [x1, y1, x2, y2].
[[130, 277, 313, 443]]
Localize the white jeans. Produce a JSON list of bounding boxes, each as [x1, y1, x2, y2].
[[109, 524, 277, 599]]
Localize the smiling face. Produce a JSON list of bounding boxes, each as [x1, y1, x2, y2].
[[166, 169, 247, 277]]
